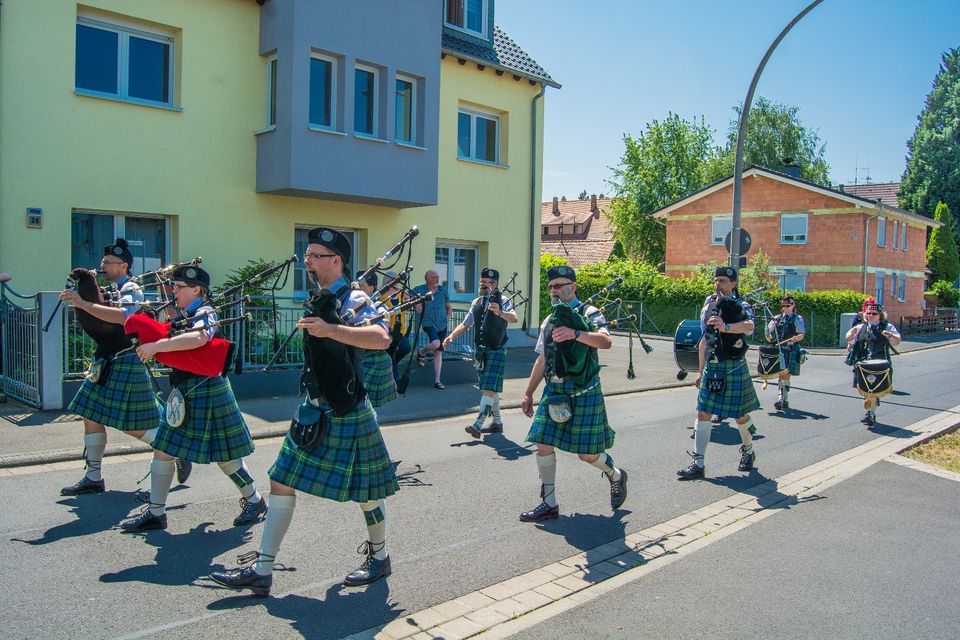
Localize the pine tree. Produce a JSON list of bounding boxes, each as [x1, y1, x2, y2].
[[926, 201, 960, 283]]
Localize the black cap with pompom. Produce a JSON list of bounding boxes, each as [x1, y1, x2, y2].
[[103, 238, 134, 271]]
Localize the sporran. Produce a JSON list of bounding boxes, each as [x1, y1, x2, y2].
[[706, 373, 726, 394], [546, 394, 573, 423], [84, 357, 107, 384], [165, 387, 187, 428], [290, 400, 325, 449]]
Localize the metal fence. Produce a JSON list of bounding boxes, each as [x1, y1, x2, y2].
[[1, 284, 42, 407], [62, 294, 478, 378]]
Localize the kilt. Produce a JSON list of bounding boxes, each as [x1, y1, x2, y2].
[[152, 376, 254, 464], [269, 398, 398, 502], [526, 374, 614, 455], [361, 350, 398, 408], [785, 347, 801, 376], [68, 352, 162, 432], [697, 358, 760, 418], [478, 347, 506, 392]]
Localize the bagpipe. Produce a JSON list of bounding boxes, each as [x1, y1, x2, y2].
[[498, 271, 531, 332], [45, 269, 132, 355], [701, 285, 756, 364], [128, 257, 204, 316]]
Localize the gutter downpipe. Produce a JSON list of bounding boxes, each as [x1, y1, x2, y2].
[[863, 204, 884, 293], [527, 83, 546, 335]]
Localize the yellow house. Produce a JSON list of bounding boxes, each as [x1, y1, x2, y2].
[[0, 0, 558, 331]]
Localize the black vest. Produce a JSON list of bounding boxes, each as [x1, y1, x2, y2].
[[473, 290, 508, 350], [851, 321, 891, 361], [704, 294, 749, 361]]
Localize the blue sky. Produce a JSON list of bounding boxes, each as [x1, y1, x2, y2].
[[495, 0, 960, 200]]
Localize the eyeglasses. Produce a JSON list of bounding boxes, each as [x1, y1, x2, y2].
[[100, 259, 125, 266], [864, 311, 879, 316], [548, 281, 574, 290], [171, 283, 195, 290], [304, 252, 337, 261], [780, 304, 794, 308]]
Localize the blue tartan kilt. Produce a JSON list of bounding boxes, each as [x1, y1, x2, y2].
[[361, 350, 398, 408], [477, 347, 507, 392], [697, 358, 761, 418], [68, 352, 162, 432], [526, 374, 614, 455], [269, 398, 398, 502], [785, 347, 801, 376], [152, 376, 254, 464]]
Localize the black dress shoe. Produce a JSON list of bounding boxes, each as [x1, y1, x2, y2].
[[861, 412, 875, 426], [120, 509, 167, 533], [209, 566, 272, 597], [608, 469, 628, 511], [480, 422, 503, 434], [344, 542, 392, 586], [774, 398, 784, 411], [61, 476, 105, 496], [464, 424, 482, 439], [738, 446, 757, 472], [677, 461, 705, 480], [175, 458, 192, 484], [519, 502, 559, 522], [233, 497, 268, 526]]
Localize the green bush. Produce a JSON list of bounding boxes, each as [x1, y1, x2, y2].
[[929, 279, 959, 307]]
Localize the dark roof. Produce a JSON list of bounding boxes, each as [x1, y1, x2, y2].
[[442, 26, 560, 88], [837, 182, 901, 205]]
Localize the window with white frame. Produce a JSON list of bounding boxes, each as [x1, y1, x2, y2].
[[901, 223, 908, 251], [309, 53, 337, 130], [395, 74, 416, 144], [75, 16, 174, 107], [892, 220, 900, 249], [875, 271, 885, 305], [711, 216, 732, 246], [877, 217, 886, 247], [265, 54, 278, 127], [891, 272, 898, 301], [445, 0, 488, 38], [72, 210, 169, 276], [457, 107, 499, 164], [354, 64, 379, 137], [898, 273, 906, 301], [780, 213, 808, 244], [294, 227, 358, 296], [435, 243, 478, 300]]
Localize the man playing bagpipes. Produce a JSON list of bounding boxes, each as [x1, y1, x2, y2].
[[444, 268, 518, 438], [765, 295, 806, 412], [355, 270, 399, 408], [844, 302, 900, 427], [210, 227, 398, 596], [120, 265, 265, 532], [59, 238, 192, 496], [518, 265, 627, 522], [678, 266, 761, 480]]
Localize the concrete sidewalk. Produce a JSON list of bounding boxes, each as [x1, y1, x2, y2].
[[2, 332, 958, 469]]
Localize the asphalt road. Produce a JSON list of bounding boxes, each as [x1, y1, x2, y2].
[[0, 344, 957, 640]]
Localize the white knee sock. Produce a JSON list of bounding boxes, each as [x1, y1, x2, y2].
[[491, 394, 502, 423], [255, 494, 296, 576], [737, 418, 754, 450], [136, 428, 158, 445], [588, 452, 622, 481], [217, 459, 260, 502], [83, 433, 107, 481], [359, 500, 388, 560], [149, 458, 176, 516], [536, 453, 558, 507], [693, 419, 712, 467], [473, 396, 495, 427]]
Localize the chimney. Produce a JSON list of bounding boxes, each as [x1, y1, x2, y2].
[[552, 196, 560, 216], [782, 157, 801, 178], [590, 194, 598, 214], [838, 184, 845, 193]]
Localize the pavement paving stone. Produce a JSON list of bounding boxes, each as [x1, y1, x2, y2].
[[408, 633, 434, 640], [434, 616, 484, 640], [557, 551, 590, 568], [585, 559, 630, 578], [539, 562, 576, 579], [375, 618, 422, 640], [511, 589, 552, 611], [453, 591, 496, 612], [404, 608, 446, 631], [479, 581, 523, 601], [491, 597, 529, 618], [464, 604, 512, 627], [531, 581, 573, 600], [430, 598, 473, 620], [552, 572, 593, 593], [515, 568, 557, 589]]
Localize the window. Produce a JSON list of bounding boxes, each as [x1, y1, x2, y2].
[[711, 216, 732, 246], [309, 54, 336, 130], [875, 271, 885, 305], [354, 64, 379, 137], [891, 272, 898, 301], [901, 223, 908, 251], [457, 107, 499, 164], [877, 217, 886, 247], [898, 274, 906, 301], [75, 16, 174, 107], [445, 0, 487, 37], [265, 54, 278, 127], [395, 74, 416, 144], [542, 226, 549, 236], [892, 220, 899, 249], [774, 270, 807, 292], [780, 213, 808, 244], [294, 227, 358, 296], [435, 243, 478, 300], [72, 211, 169, 276]]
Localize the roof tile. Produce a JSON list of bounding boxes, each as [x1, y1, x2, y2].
[[442, 26, 559, 88]]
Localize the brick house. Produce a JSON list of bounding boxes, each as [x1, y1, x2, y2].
[[653, 166, 940, 321], [540, 194, 616, 267]]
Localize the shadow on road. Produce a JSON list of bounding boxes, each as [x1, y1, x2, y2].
[[530, 510, 637, 583], [449, 431, 535, 461]]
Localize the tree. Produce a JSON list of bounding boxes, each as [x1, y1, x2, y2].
[[706, 97, 830, 185], [607, 113, 715, 265], [926, 201, 960, 283], [899, 48, 960, 223]]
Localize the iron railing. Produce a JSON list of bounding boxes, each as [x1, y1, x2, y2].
[[1, 284, 42, 407]]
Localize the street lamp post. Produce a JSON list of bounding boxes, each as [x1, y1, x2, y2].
[[729, 0, 825, 267]]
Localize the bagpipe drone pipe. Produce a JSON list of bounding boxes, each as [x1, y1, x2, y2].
[[54, 268, 132, 354]]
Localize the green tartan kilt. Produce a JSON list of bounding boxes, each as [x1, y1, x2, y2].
[[269, 398, 398, 502], [477, 347, 506, 392], [526, 375, 614, 455], [68, 352, 162, 432], [152, 376, 254, 464], [697, 358, 761, 418], [361, 350, 398, 408]]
